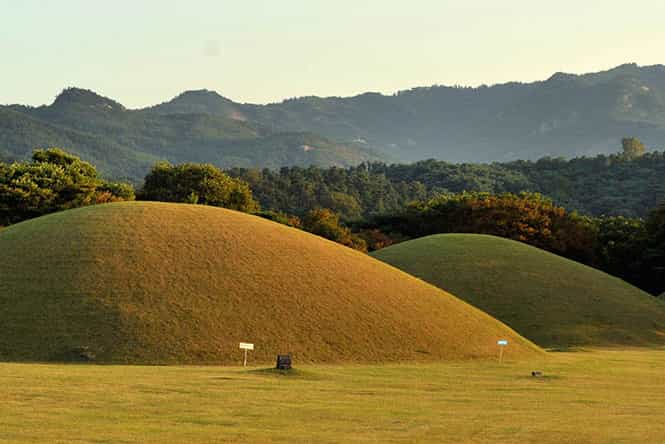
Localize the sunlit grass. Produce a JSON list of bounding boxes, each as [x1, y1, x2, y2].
[[0, 202, 540, 364], [373, 234, 665, 348], [1, 349, 664, 443]]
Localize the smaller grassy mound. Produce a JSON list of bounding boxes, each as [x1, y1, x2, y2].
[[372, 234, 665, 348]]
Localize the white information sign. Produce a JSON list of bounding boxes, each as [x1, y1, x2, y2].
[[239, 342, 254, 367], [497, 339, 508, 363]]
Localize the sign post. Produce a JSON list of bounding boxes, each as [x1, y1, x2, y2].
[[497, 340, 508, 363], [239, 342, 254, 366]]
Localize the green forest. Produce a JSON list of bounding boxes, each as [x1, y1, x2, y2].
[[229, 147, 665, 219]]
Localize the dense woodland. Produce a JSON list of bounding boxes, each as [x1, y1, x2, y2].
[[1, 148, 664, 296], [228, 147, 665, 219]]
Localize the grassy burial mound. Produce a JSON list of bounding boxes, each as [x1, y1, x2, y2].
[[0, 202, 541, 364], [372, 234, 665, 348]]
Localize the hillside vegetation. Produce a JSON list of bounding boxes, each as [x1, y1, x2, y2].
[[229, 151, 665, 220], [372, 234, 665, 348], [150, 63, 665, 162], [0, 202, 541, 364]]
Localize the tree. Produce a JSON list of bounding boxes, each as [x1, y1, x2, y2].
[[644, 203, 665, 294], [321, 191, 363, 220], [140, 162, 259, 213], [0, 148, 134, 225], [302, 208, 367, 251], [593, 216, 647, 288], [357, 228, 400, 251], [622, 137, 646, 158], [256, 210, 302, 229]]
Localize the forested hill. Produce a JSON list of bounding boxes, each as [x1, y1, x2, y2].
[[228, 151, 665, 219], [0, 89, 382, 180], [148, 63, 665, 163]]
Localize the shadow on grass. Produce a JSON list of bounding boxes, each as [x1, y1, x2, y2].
[[545, 346, 589, 353], [519, 374, 564, 381], [247, 367, 322, 380]]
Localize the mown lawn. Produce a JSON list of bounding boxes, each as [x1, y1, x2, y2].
[[1, 349, 665, 443]]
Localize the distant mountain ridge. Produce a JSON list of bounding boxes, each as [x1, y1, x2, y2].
[[145, 63, 665, 162], [2, 63, 665, 179], [0, 88, 382, 180], [146, 89, 241, 118]]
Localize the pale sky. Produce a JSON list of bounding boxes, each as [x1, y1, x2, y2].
[[2, 0, 665, 108]]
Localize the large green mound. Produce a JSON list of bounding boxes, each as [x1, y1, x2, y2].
[[0, 203, 541, 364], [372, 234, 665, 348]]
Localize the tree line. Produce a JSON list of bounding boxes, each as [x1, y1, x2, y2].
[[226, 138, 664, 220]]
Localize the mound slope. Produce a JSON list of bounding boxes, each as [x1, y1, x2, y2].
[[0, 203, 541, 364], [372, 234, 665, 348]]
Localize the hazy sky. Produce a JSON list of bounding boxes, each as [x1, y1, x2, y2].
[[3, 0, 665, 108]]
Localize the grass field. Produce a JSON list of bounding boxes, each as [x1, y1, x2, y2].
[[1, 349, 664, 443], [372, 234, 665, 348]]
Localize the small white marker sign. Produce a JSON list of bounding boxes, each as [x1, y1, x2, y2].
[[497, 340, 508, 363], [239, 342, 254, 367]]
